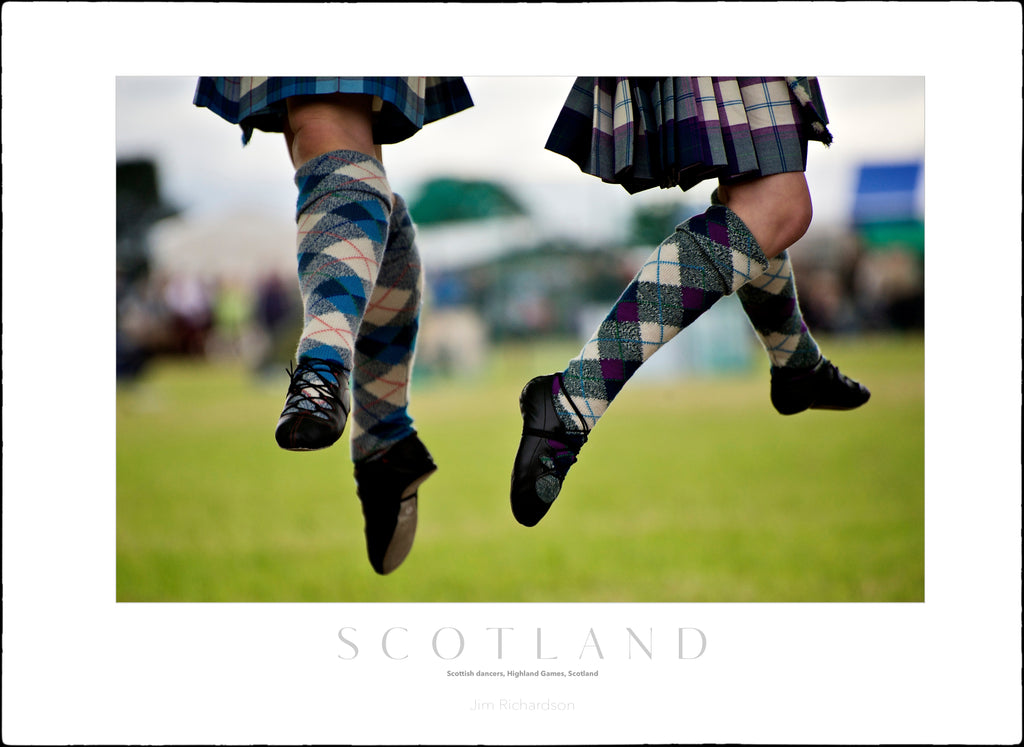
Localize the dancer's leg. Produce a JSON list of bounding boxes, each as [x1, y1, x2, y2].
[[349, 194, 438, 575], [274, 95, 394, 451], [512, 203, 769, 526], [349, 193, 424, 461], [714, 181, 870, 414]]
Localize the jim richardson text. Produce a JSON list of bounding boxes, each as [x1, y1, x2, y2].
[[469, 697, 575, 712]]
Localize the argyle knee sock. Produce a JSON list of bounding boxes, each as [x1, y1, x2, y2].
[[350, 193, 423, 461], [554, 205, 769, 431], [293, 149, 393, 384], [735, 250, 822, 370]]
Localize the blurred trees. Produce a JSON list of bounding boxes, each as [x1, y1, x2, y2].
[[409, 177, 527, 225], [629, 202, 689, 246], [117, 159, 178, 284]]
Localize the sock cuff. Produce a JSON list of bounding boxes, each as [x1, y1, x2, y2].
[[387, 192, 415, 245], [717, 204, 768, 264], [294, 149, 392, 218], [391, 191, 408, 218], [680, 204, 768, 293], [741, 250, 792, 294]]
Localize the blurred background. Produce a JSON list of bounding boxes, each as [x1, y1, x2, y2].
[[116, 76, 924, 380], [116, 77, 925, 602]]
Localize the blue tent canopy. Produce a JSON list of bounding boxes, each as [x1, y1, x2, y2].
[[851, 161, 923, 225]]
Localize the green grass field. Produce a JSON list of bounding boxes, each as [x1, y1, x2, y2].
[[116, 333, 924, 603]]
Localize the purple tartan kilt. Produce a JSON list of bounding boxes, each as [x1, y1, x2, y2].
[[194, 77, 474, 145], [545, 76, 833, 194]]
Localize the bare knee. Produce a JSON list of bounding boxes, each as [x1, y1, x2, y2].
[[717, 173, 812, 257], [284, 93, 377, 168], [780, 190, 813, 248]]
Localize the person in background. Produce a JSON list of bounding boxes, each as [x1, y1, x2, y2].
[[511, 77, 870, 527], [195, 77, 474, 573]]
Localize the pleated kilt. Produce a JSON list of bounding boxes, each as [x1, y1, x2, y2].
[[545, 76, 833, 194], [194, 76, 474, 145]]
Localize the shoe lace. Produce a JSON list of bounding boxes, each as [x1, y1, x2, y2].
[[521, 375, 590, 445], [282, 359, 348, 417], [555, 372, 590, 441]]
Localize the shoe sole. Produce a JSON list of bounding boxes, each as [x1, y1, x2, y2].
[[367, 465, 438, 575], [275, 423, 344, 451], [399, 466, 438, 501], [278, 442, 338, 452]]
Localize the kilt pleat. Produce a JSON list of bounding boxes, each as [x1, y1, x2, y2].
[[194, 76, 473, 145], [545, 76, 832, 194]]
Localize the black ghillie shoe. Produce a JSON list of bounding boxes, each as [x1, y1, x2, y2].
[[770, 356, 871, 415], [275, 358, 350, 451], [354, 433, 437, 575], [510, 373, 589, 527]]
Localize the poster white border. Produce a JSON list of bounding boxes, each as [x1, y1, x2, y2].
[[2, 3, 1021, 745]]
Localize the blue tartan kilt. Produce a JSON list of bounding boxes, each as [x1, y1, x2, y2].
[[194, 76, 474, 145], [545, 76, 833, 194]]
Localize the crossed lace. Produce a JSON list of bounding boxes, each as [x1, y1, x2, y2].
[[281, 359, 348, 420]]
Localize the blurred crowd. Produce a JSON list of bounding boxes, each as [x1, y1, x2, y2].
[[116, 229, 922, 385], [116, 270, 301, 381], [786, 233, 924, 334]]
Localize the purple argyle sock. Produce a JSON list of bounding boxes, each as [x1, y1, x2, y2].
[[554, 205, 769, 431]]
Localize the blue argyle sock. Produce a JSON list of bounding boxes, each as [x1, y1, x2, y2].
[[293, 149, 393, 374], [350, 193, 423, 461], [554, 205, 769, 431]]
